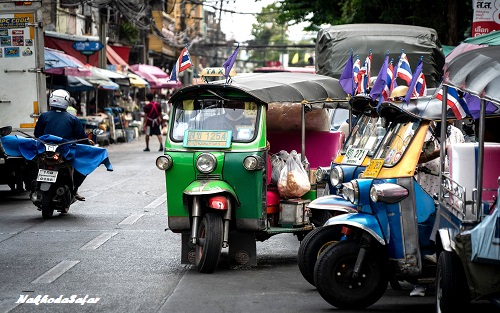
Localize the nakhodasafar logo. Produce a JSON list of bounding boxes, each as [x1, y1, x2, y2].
[[16, 294, 100, 305]]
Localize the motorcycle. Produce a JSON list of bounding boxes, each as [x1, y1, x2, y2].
[[0, 129, 113, 219], [155, 71, 349, 273]]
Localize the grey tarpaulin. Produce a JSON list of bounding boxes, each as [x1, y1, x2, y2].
[[315, 24, 445, 88]]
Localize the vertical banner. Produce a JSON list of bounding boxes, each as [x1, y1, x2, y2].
[[472, 0, 500, 36]]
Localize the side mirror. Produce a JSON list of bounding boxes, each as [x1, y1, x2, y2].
[[93, 129, 104, 135], [0, 126, 12, 137]]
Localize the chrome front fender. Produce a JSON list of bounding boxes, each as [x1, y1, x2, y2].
[[307, 195, 358, 213]]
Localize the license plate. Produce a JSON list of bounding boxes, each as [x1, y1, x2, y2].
[[37, 169, 58, 183], [363, 159, 385, 178]]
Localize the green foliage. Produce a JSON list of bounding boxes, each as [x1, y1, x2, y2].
[[120, 21, 139, 45], [272, 0, 473, 45]]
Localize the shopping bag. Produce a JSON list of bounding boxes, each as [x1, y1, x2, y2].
[[277, 150, 310, 198]]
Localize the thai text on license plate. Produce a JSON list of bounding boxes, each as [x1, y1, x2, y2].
[[37, 169, 58, 183]]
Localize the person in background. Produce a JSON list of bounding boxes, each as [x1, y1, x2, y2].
[[34, 89, 93, 201], [410, 120, 465, 297], [142, 93, 163, 152]]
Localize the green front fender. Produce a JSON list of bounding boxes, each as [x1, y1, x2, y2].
[[184, 180, 239, 205]]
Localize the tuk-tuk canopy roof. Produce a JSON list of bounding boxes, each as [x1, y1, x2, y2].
[[378, 97, 461, 122], [443, 45, 500, 108], [315, 24, 445, 88], [169, 72, 349, 109]]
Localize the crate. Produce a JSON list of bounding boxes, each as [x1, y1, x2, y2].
[[279, 199, 310, 227]]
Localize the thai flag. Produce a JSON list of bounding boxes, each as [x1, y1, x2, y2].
[[353, 57, 361, 85], [382, 61, 394, 101], [396, 52, 412, 85], [169, 47, 192, 82], [356, 53, 372, 95], [414, 72, 427, 97], [436, 86, 469, 120]]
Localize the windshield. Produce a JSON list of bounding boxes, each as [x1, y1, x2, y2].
[[342, 114, 387, 156], [330, 108, 350, 131], [171, 99, 259, 142], [373, 118, 421, 166]]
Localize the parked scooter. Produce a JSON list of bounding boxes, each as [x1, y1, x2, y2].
[[0, 129, 112, 219]]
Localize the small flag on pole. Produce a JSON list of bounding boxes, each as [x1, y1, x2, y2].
[[169, 46, 192, 82], [222, 44, 239, 81]]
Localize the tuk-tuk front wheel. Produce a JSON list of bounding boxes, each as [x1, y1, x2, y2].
[[314, 240, 388, 309], [195, 212, 223, 273], [436, 251, 470, 313]]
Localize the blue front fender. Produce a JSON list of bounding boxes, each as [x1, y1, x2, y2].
[[323, 213, 386, 245], [308, 195, 358, 213]]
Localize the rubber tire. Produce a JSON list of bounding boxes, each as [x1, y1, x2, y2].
[[41, 191, 54, 219], [310, 209, 333, 227], [314, 240, 388, 309], [298, 226, 340, 286], [436, 251, 470, 313], [195, 213, 223, 274]]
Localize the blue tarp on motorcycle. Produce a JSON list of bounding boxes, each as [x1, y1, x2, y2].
[[0, 134, 113, 176]]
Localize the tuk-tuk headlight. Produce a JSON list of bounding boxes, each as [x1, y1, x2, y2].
[[243, 155, 265, 170], [370, 183, 409, 203], [196, 153, 217, 173], [315, 166, 330, 183], [330, 165, 344, 187], [342, 181, 359, 204], [156, 155, 173, 171]]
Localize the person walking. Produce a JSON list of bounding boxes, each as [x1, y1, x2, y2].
[[142, 93, 163, 151]]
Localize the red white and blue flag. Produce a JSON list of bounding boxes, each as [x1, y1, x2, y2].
[[396, 52, 412, 85], [169, 47, 192, 82], [353, 56, 361, 86], [356, 52, 372, 95], [436, 86, 469, 120], [414, 72, 427, 97], [382, 60, 394, 101]]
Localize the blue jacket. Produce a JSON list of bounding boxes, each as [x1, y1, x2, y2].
[[34, 109, 88, 141]]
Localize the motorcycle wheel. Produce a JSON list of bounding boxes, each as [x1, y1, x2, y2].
[[41, 191, 54, 219], [195, 213, 223, 274], [436, 251, 470, 313], [298, 226, 341, 286], [314, 240, 388, 309]]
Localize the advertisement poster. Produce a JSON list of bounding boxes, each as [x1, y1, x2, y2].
[[472, 0, 500, 36]]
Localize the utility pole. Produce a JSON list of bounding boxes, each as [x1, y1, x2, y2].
[[98, 7, 107, 69], [212, 0, 223, 67]]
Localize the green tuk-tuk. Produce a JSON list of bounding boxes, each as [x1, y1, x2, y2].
[[155, 72, 349, 273]]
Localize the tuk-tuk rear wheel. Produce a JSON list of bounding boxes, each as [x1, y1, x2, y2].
[[436, 251, 470, 313], [41, 192, 54, 219], [195, 213, 223, 274], [314, 239, 388, 309]]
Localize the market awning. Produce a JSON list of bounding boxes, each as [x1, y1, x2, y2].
[[87, 66, 130, 87], [44, 47, 91, 76], [44, 31, 100, 66], [47, 75, 94, 92], [127, 72, 150, 88], [129, 63, 182, 89]]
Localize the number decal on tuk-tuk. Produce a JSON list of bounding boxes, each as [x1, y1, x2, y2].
[[363, 158, 384, 178], [183, 130, 232, 148], [342, 147, 368, 165]]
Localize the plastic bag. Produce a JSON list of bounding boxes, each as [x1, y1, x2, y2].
[[270, 150, 288, 185], [277, 150, 310, 198]]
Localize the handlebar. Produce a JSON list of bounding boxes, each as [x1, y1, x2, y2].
[[416, 166, 439, 176]]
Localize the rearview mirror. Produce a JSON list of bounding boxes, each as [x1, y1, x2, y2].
[[92, 129, 104, 135]]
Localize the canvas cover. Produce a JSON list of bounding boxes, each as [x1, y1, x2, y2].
[[316, 24, 445, 88]]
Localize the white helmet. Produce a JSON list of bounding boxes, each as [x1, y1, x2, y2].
[[49, 89, 71, 110]]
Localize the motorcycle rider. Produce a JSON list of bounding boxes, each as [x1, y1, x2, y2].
[[34, 89, 92, 201]]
